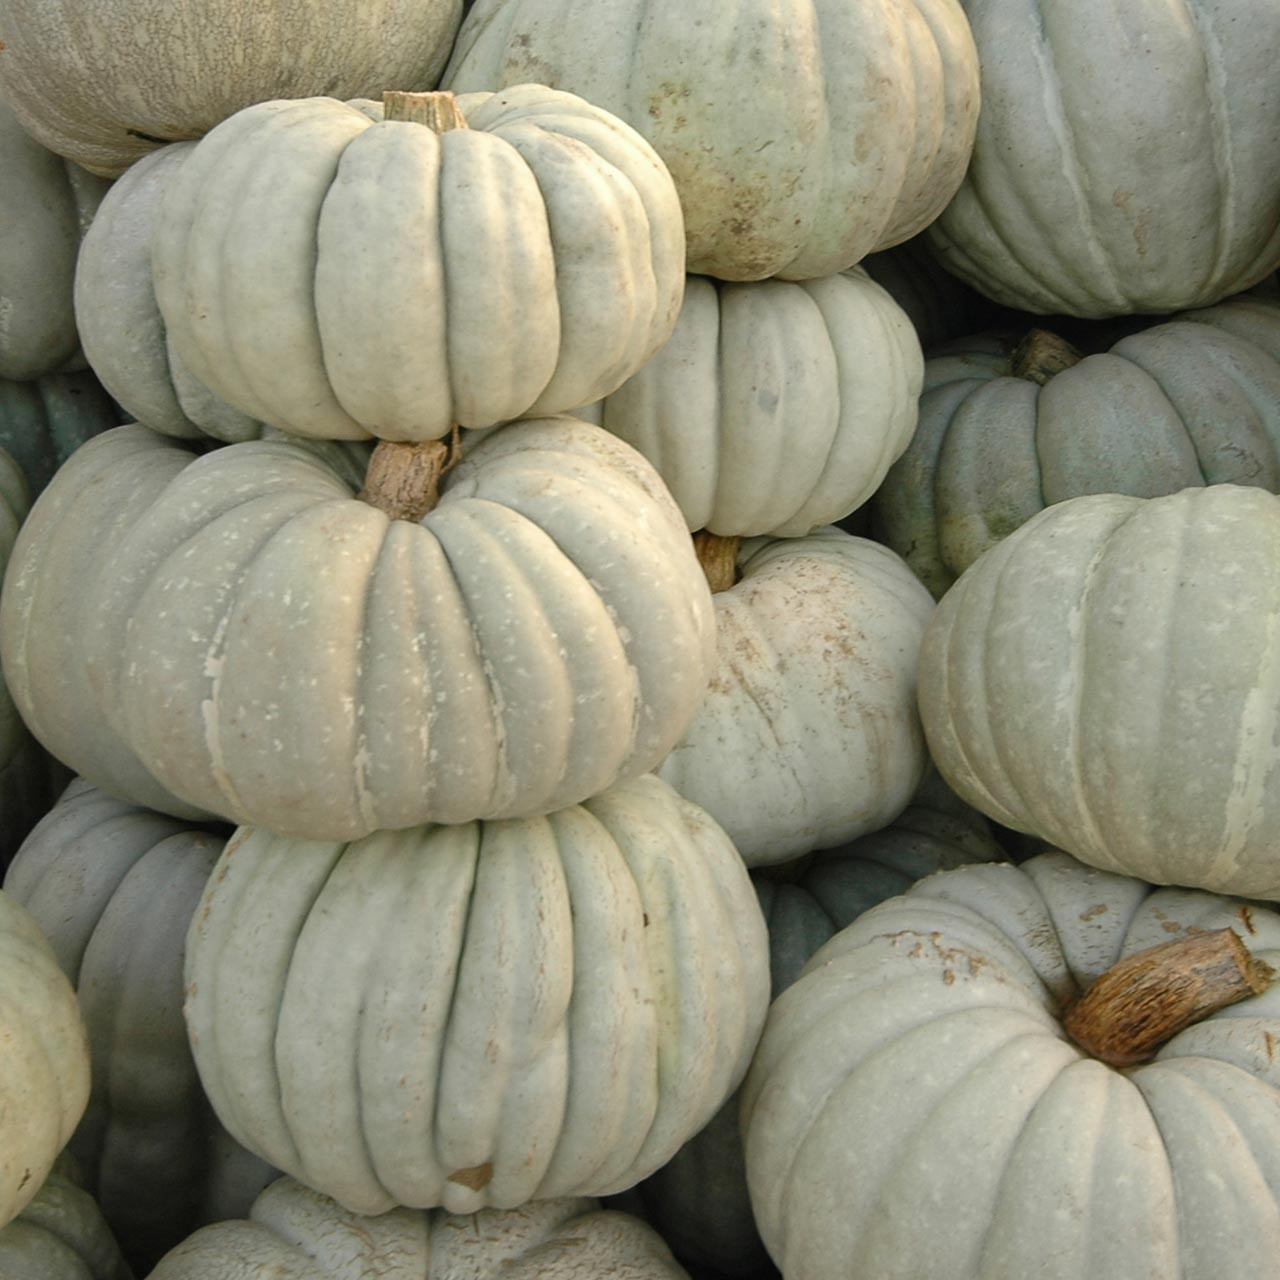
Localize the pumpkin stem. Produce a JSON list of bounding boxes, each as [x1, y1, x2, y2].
[[359, 426, 463, 523], [1063, 928, 1274, 1067], [1011, 329, 1083, 385], [382, 90, 469, 131], [694, 531, 742, 593]]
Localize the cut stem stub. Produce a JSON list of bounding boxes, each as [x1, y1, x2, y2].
[[1064, 928, 1274, 1067], [359, 429, 462, 523], [1011, 328, 1084, 385], [694, 531, 743, 594], [382, 90, 469, 131]]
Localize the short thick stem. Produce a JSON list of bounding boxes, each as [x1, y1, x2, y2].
[[359, 432, 461, 523], [1011, 329, 1084, 385], [694, 531, 742, 594], [1064, 928, 1274, 1067], [382, 90, 469, 131]]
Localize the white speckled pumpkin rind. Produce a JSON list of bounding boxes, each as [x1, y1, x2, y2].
[[917, 485, 1280, 898], [742, 852, 1280, 1279], [0, 418, 716, 838], [184, 775, 769, 1216]]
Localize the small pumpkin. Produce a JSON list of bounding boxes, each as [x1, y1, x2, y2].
[[151, 86, 685, 441], [918, 484, 1280, 899], [4, 780, 275, 1270], [578, 268, 923, 538], [0, 418, 715, 837], [742, 851, 1280, 1278], [184, 775, 769, 1216], [151, 1179, 689, 1279]]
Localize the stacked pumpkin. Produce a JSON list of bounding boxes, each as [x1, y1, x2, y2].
[[1, 0, 1280, 1278]]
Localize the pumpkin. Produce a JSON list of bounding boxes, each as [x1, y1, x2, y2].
[[577, 267, 923, 538], [0, 98, 110, 381], [443, 0, 980, 281], [0, 418, 715, 837], [0, 0, 464, 176], [926, 0, 1280, 316], [873, 296, 1280, 597], [184, 775, 770, 1216], [0, 371, 120, 495], [0, 1157, 131, 1280], [0, 890, 90, 1229], [620, 770, 1004, 1277], [917, 484, 1280, 899], [151, 1179, 689, 1279], [150, 85, 685, 441], [4, 780, 276, 1270], [656, 528, 934, 866], [742, 851, 1280, 1279]]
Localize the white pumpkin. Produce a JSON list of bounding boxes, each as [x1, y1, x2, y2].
[[0, 0, 463, 176], [0, 418, 716, 837], [742, 851, 1280, 1279], [152, 1179, 688, 1279], [578, 268, 923, 537], [657, 528, 934, 865], [444, 0, 980, 281], [151, 85, 686, 441], [184, 776, 770, 1216]]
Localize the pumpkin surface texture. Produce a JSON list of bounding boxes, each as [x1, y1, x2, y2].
[[0, 0, 464, 176], [874, 295, 1280, 596], [183, 775, 770, 1216], [4, 780, 275, 1270], [150, 1179, 690, 1279], [742, 852, 1280, 1279], [0, 419, 716, 837], [443, 0, 981, 281], [918, 485, 1280, 899], [150, 85, 686, 441], [926, 0, 1280, 316]]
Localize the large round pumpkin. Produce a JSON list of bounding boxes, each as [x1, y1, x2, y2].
[[0, 0, 463, 176], [150, 85, 686, 441], [4, 780, 275, 1270], [152, 1179, 688, 1279], [0, 98, 109, 381], [577, 268, 923, 538], [443, 0, 980, 281], [184, 775, 769, 1216], [918, 484, 1280, 899], [873, 296, 1280, 596], [657, 528, 934, 865], [926, 0, 1280, 316], [742, 851, 1280, 1278]]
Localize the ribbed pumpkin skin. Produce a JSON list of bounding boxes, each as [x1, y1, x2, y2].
[[151, 85, 686, 442], [0, 1161, 131, 1280], [0, 99, 109, 381], [657, 529, 935, 866], [4, 781, 275, 1271], [927, 0, 1280, 316], [919, 485, 1280, 898], [742, 852, 1280, 1279], [152, 1180, 688, 1280], [873, 297, 1280, 597], [444, 0, 979, 281], [0, 419, 716, 837], [577, 269, 923, 538], [185, 776, 769, 1217], [0, 892, 90, 1229], [0, 0, 463, 177]]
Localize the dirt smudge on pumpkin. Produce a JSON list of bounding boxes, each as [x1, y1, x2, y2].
[[1079, 903, 1108, 921], [448, 1162, 495, 1191], [1240, 905, 1257, 935], [1265, 1031, 1276, 1060]]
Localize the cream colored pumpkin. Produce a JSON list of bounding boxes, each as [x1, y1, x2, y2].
[[657, 528, 934, 865], [0, 0, 463, 176], [578, 268, 923, 537], [151, 85, 686, 441], [0, 98, 109, 380], [742, 851, 1280, 1279], [444, 0, 979, 281], [4, 780, 275, 1270], [0, 892, 90, 1229], [152, 1179, 688, 1279], [0, 419, 716, 838], [184, 775, 769, 1216]]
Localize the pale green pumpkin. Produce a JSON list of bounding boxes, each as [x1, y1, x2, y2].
[[0, 371, 120, 494]]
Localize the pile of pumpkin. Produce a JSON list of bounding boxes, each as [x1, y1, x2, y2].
[[2, 2, 1280, 1277]]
